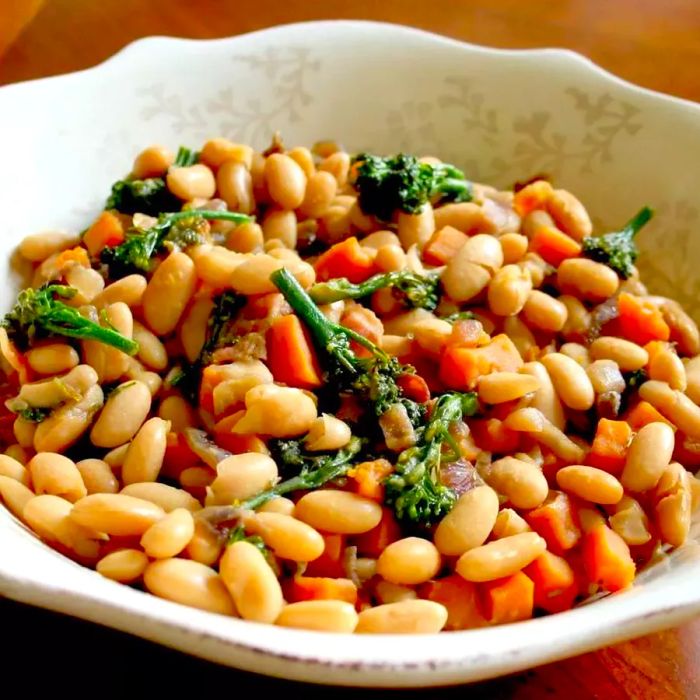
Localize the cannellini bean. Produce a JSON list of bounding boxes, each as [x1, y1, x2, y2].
[[132, 145, 174, 178], [200, 138, 253, 169], [144, 558, 235, 615], [560, 342, 590, 367], [211, 360, 273, 417], [167, 163, 216, 200], [621, 422, 675, 492], [97, 549, 149, 583], [132, 321, 168, 371], [287, 146, 315, 178], [319, 151, 350, 187], [492, 508, 532, 538], [276, 600, 358, 633], [522, 290, 568, 332], [70, 493, 165, 535], [499, 233, 529, 264], [158, 395, 197, 433], [305, 414, 352, 451], [590, 337, 648, 371], [179, 296, 214, 362], [217, 160, 255, 214], [518, 252, 549, 288], [461, 234, 504, 272], [0, 475, 34, 518], [653, 462, 692, 547], [19, 230, 80, 262], [559, 294, 591, 341], [142, 252, 197, 335], [121, 417, 170, 485], [233, 384, 317, 438], [257, 497, 295, 516], [374, 580, 418, 604], [546, 189, 592, 240], [210, 453, 278, 504], [434, 202, 497, 234], [478, 372, 540, 404], [434, 486, 499, 556], [298, 171, 338, 219], [660, 299, 700, 357], [456, 532, 546, 582], [227, 221, 264, 253], [90, 381, 152, 448], [64, 266, 105, 305], [520, 361, 566, 430], [556, 465, 623, 504], [13, 418, 37, 449], [488, 264, 532, 316], [397, 203, 434, 250], [0, 454, 31, 487], [22, 494, 73, 544], [262, 208, 297, 249], [355, 600, 448, 634], [17, 364, 98, 408], [186, 518, 224, 566], [33, 384, 104, 453], [376, 537, 441, 585], [484, 457, 549, 509], [25, 344, 79, 375], [441, 256, 491, 302], [92, 275, 147, 309], [295, 491, 382, 534], [413, 318, 452, 356], [609, 496, 652, 546], [265, 153, 307, 209], [503, 316, 537, 361], [685, 356, 700, 405], [648, 344, 686, 391], [220, 540, 283, 622], [640, 380, 700, 439], [29, 452, 86, 502], [75, 459, 119, 495], [246, 511, 324, 562], [557, 258, 619, 301], [229, 252, 314, 295], [586, 360, 626, 395], [140, 508, 195, 558], [120, 482, 201, 512], [541, 352, 595, 410]]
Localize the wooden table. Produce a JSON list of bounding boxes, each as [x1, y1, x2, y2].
[[2, 1, 700, 696]]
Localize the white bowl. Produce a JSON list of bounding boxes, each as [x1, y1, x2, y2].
[[1, 20, 700, 688]]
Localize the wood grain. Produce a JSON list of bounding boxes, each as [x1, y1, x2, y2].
[[1, 1, 699, 696]]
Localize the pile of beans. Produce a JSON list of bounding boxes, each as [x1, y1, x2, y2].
[[1, 136, 700, 634]]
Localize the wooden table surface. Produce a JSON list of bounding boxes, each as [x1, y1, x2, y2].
[[2, 1, 700, 696]]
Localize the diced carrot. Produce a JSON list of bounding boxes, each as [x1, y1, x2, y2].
[[161, 432, 200, 479], [529, 225, 582, 267], [624, 400, 675, 431], [524, 551, 578, 614], [396, 372, 431, 403], [288, 576, 358, 605], [439, 333, 522, 390], [199, 364, 247, 414], [617, 292, 670, 345], [673, 431, 700, 468], [314, 237, 376, 283], [525, 491, 581, 555], [354, 507, 402, 558], [582, 524, 636, 593], [586, 419, 633, 475], [470, 418, 521, 454], [479, 572, 535, 624], [304, 535, 347, 578], [213, 414, 268, 454], [54, 246, 90, 270], [420, 575, 488, 630], [513, 180, 553, 217], [266, 314, 323, 389], [245, 293, 287, 320], [423, 225, 469, 265], [83, 211, 126, 257], [347, 459, 394, 502], [340, 305, 383, 358], [447, 319, 489, 348]]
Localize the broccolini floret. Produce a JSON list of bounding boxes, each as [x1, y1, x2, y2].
[[384, 392, 478, 524], [351, 153, 472, 221], [309, 270, 440, 311], [2, 284, 138, 354], [581, 207, 653, 279]]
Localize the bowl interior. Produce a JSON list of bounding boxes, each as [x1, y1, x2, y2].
[[1, 20, 700, 687]]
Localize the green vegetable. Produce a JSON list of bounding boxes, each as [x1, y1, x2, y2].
[[100, 209, 252, 276], [104, 145, 198, 215], [241, 436, 364, 510], [384, 392, 478, 524], [171, 290, 245, 403], [581, 207, 653, 279], [351, 153, 472, 222], [226, 524, 268, 552], [16, 406, 51, 423], [309, 270, 440, 311], [2, 284, 138, 354], [271, 267, 406, 416], [441, 310, 476, 323]]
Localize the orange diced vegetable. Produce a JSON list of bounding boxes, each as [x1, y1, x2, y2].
[[513, 180, 553, 217], [524, 551, 578, 614], [529, 225, 582, 267], [213, 414, 268, 454], [479, 572, 534, 624], [586, 419, 633, 474], [420, 575, 488, 630], [617, 292, 670, 345], [83, 211, 126, 257], [347, 459, 394, 502], [582, 524, 636, 592], [354, 507, 402, 558], [161, 432, 200, 479], [525, 491, 581, 555], [199, 363, 249, 415], [396, 372, 431, 403], [266, 314, 323, 389], [447, 319, 489, 348], [625, 400, 675, 431], [423, 225, 469, 265], [314, 237, 376, 283], [289, 576, 358, 605], [304, 535, 347, 578], [470, 418, 521, 454], [340, 305, 383, 358], [54, 246, 90, 269]]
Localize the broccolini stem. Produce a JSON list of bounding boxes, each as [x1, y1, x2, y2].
[[166, 210, 252, 226], [622, 206, 653, 237]]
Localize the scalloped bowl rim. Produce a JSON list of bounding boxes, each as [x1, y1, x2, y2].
[[1, 20, 700, 688]]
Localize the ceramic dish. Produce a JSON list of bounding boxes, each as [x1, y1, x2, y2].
[[1, 20, 700, 688]]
